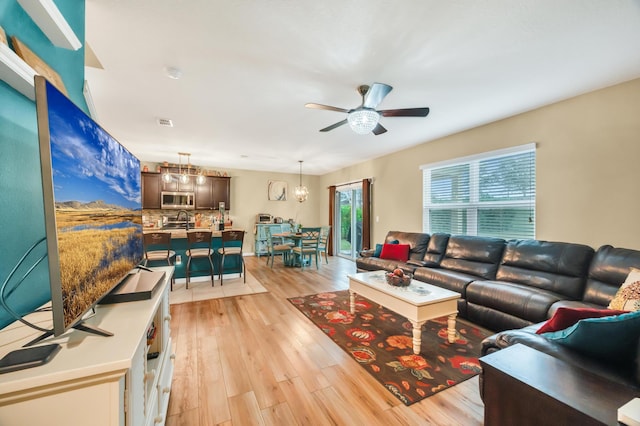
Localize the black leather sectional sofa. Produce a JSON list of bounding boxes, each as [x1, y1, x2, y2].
[[356, 231, 640, 399], [355, 231, 630, 332]]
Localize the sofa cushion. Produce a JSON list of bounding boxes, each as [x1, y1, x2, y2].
[[384, 231, 430, 261], [466, 280, 564, 324], [536, 307, 628, 334], [496, 239, 594, 300], [439, 235, 506, 279], [413, 267, 478, 296], [380, 243, 410, 262], [584, 246, 640, 306], [541, 310, 640, 362], [421, 233, 449, 266], [608, 268, 640, 311], [355, 256, 413, 273]]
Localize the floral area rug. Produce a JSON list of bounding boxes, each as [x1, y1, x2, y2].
[[288, 290, 492, 406]]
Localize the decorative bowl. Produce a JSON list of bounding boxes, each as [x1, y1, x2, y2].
[[385, 271, 412, 287]]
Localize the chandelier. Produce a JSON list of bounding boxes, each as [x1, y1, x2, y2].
[[347, 108, 380, 134], [161, 152, 207, 185], [294, 160, 309, 203]]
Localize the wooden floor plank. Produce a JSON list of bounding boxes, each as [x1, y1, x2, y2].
[[277, 376, 334, 425], [227, 391, 265, 426], [167, 255, 486, 425], [260, 401, 298, 426]]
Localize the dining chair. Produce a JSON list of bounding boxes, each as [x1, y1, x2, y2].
[[217, 230, 246, 285], [318, 225, 331, 264], [186, 230, 214, 288], [143, 232, 176, 290], [265, 226, 292, 268], [292, 227, 321, 269]]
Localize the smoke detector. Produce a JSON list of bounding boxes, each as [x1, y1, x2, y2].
[[157, 118, 173, 127], [165, 67, 183, 80]]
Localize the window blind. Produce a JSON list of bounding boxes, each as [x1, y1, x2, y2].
[[422, 144, 536, 239]]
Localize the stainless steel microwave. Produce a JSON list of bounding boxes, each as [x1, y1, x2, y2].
[[161, 191, 195, 209]]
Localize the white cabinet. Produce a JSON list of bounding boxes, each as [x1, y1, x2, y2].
[[0, 266, 175, 426]]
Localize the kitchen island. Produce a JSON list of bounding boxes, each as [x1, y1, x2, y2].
[[143, 228, 243, 282]]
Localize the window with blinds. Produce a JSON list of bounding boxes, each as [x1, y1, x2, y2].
[[422, 143, 536, 239]]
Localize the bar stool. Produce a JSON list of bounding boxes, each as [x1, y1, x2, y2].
[[186, 230, 214, 288], [217, 230, 245, 285], [143, 232, 176, 290]]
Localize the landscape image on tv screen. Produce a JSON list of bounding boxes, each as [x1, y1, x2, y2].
[[43, 80, 143, 330]]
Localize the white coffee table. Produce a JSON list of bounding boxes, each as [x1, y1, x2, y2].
[[348, 270, 461, 355]]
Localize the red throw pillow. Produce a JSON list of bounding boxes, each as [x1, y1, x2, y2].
[[379, 243, 410, 262], [536, 307, 629, 334]]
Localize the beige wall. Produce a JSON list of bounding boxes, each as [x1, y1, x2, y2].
[[227, 168, 322, 253], [319, 78, 640, 251]]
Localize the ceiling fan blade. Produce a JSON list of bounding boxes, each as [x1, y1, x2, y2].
[[363, 83, 393, 109], [379, 107, 430, 117], [305, 103, 349, 113], [372, 123, 387, 135], [319, 119, 348, 132]]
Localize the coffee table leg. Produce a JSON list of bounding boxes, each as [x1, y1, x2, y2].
[[349, 290, 356, 314], [410, 320, 426, 355], [447, 313, 457, 343]]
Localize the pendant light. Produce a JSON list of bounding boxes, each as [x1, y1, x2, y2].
[[294, 160, 309, 203], [179, 152, 190, 184], [161, 152, 209, 185]]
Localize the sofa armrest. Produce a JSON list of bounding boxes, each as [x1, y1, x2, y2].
[[359, 249, 375, 258], [482, 326, 640, 390]]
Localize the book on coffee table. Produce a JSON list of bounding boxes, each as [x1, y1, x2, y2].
[[619, 398, 640, 426]]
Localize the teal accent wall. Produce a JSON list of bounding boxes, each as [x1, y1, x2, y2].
[[0, 1, 86, 329]]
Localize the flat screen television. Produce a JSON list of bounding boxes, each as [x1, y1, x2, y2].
[[34, 75, 163, 343]]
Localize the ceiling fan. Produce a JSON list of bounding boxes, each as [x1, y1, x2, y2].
[[305, 82, 430, 135]]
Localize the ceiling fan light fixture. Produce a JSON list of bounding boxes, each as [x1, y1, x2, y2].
[[348, 109, 380, 134]]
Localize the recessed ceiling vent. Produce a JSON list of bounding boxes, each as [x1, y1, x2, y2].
[[157, 118, 173, 127]]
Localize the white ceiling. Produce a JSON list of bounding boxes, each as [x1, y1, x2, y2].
[[84, 0, 640, 175]]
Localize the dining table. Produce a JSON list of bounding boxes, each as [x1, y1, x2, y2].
[[272, 232, 306, 266]]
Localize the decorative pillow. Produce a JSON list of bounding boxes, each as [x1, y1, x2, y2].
[[536, 307, 628, 334], [608, 268, 640, 311], [541, 310, 640, 362], [379, 243, 410, 262], [373, 240, 398, 257]]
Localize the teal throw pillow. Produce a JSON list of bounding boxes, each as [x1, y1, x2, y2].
[[541, 310, 640, 362]]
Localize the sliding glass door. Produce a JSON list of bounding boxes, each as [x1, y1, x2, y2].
[[335, 183, 363, 259]]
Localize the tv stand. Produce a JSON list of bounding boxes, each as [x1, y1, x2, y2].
[[23, 320, 113, 347], [0, 266, 175, 426]]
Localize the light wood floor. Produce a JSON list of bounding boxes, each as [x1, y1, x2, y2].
[[166, 255, 485, 426]]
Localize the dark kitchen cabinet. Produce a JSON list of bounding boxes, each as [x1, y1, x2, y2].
[[195, 176, 231, 210], [141, 172, 162, 209]]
